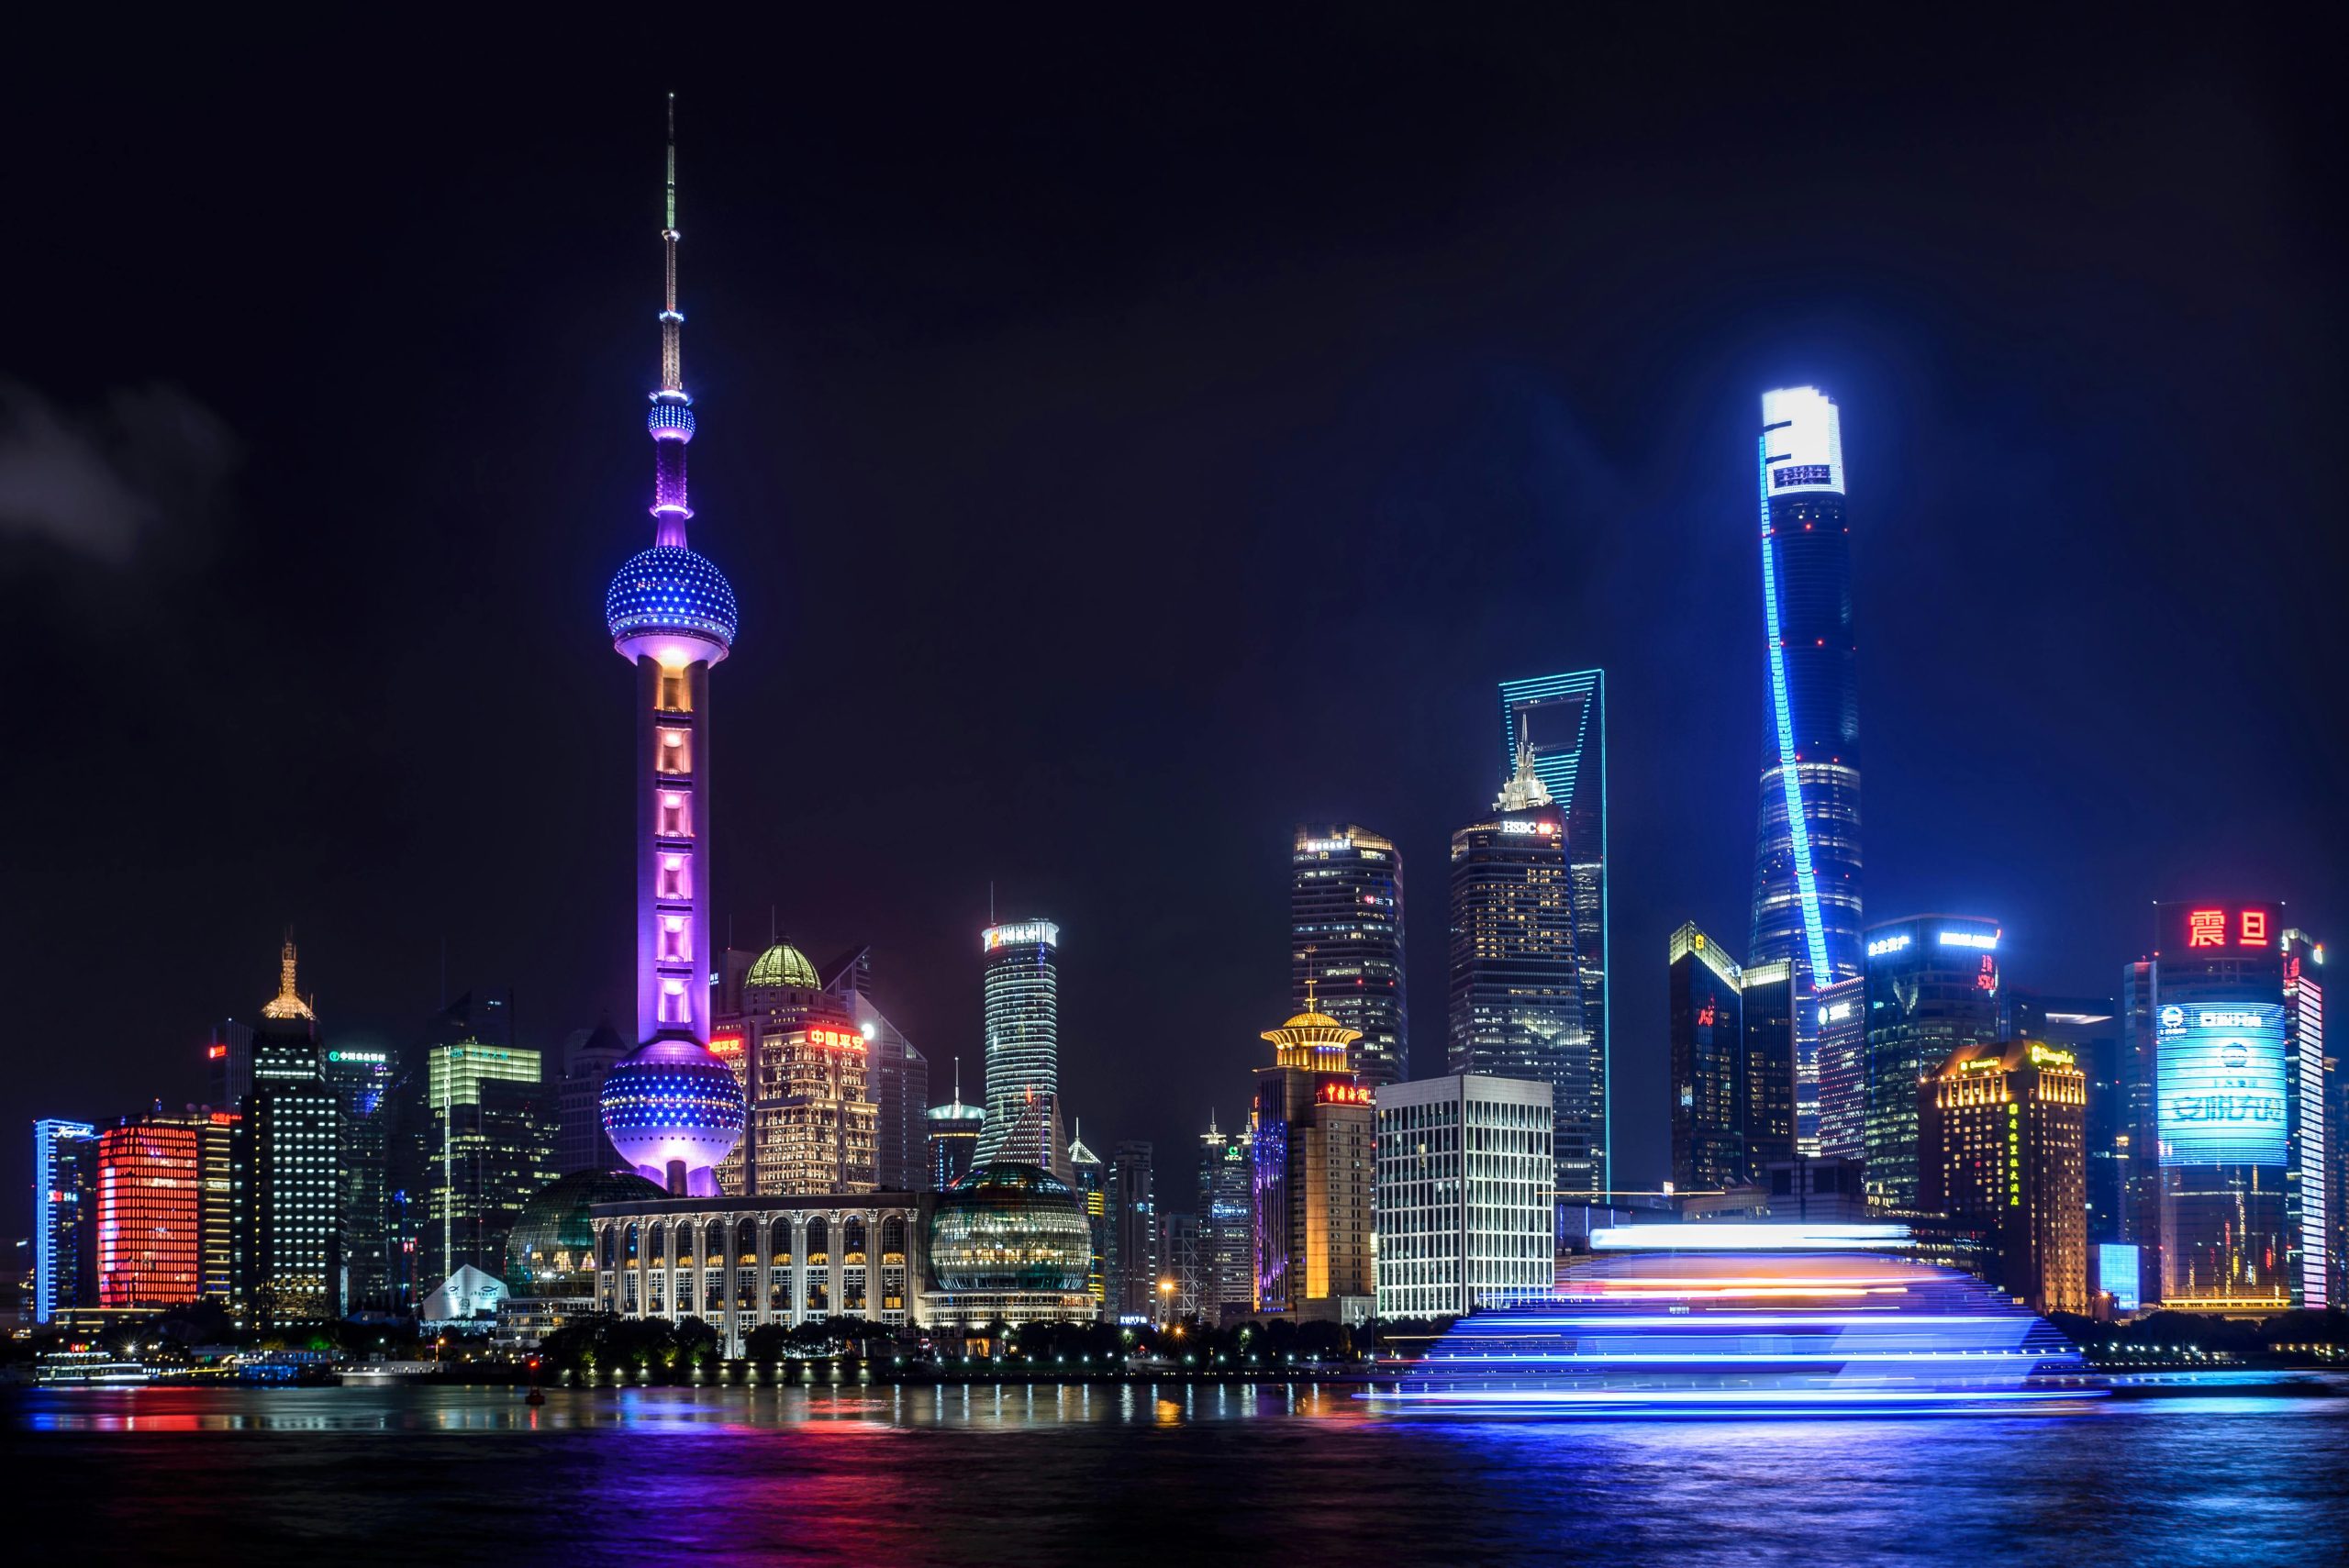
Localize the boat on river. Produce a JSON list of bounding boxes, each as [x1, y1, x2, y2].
[[1369, 1223, 2103, 1418]]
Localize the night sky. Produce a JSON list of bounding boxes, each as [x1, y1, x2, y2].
[[6, 16, 2343, 1215]]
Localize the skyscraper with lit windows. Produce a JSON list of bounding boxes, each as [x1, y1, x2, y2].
[[1499, 669, 1609, 1189], [1252, 994, 1375, 1321], [596, 100, 748, 1198], [1920, 1038, 2089, 1316], [1857, 916, 2000, 1210], [1748, 388, 1864, 1140], [1447, 748, 1592, 1199], [2125, 902, 2294, 1311], [239, 941, 342, 1327], [322, 1044, 396, 1312], [32, 1118, 98, 1324], [2283, 929, 2329, 1310], [95, 1116, 204, 1310], [721, 942, 877, 1196], [1292, 826, 1408, 1085], [1198, 1112, 1253, 1318], [974, 920, 1063, 1173]]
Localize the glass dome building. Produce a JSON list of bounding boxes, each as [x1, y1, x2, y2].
[[506, 1168, 668, 1304], [924, 1161, 1096, 1326]]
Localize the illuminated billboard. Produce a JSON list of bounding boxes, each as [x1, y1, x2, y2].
[[2097, 1243, 2141, 1314], [2156, 1002, 2287, 1165], [982, 921, 1059, 952], [2161, 902, 2276, 955]]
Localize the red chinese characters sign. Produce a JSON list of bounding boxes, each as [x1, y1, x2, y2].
[[2169, 904, 2277, 954]]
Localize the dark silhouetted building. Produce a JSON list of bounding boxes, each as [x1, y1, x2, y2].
[[826, 947, 930, 1193], [1668, 922, 1743, 1193], [555, 1018, 628, 1175], [1067, 1126, 1107, 1311], [1738, 960, 1799, 1179], [1108, 1140, 1157, 1320], [1160, 1211, 1202, 1323], [927, 1062, 985, 1194], [206, 1021, 255, 1113], [2005, 991, 2123, 1243]]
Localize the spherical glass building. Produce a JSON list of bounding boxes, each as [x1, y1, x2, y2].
[[505, 1168, 667, 1301], [929, 1161, 1092, 1295], [598, 1038, 748, 1196]]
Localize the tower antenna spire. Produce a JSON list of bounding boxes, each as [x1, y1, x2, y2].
[[644, 94, 694, 547]]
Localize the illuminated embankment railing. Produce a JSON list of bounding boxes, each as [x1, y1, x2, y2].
[[1370, 1223, 2099, 1417]]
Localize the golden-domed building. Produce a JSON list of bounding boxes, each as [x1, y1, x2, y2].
[[712, 941, 877, 1196], [1252, 983, 1375, 1323]]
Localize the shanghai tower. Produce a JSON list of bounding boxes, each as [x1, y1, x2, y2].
[[597, 99, 749, 1197], [1748, 386, 1862, 1140]]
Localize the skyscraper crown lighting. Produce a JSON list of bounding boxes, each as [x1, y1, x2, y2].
[[259, 937, 313, 1021]]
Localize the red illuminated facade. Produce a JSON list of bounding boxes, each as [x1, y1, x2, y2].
[[96, 1118, 203, 1309]]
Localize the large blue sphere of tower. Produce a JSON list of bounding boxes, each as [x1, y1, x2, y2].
[[598, 103, 749, 1197]]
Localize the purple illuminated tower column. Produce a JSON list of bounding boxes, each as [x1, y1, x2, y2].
[[598, 98, 747, 1197]]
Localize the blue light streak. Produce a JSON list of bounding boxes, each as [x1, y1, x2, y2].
[[1374, 1244, 2099, 1418], [1757, 435, 1832, 984]]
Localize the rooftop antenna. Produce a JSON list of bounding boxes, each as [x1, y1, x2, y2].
[[1303, 943, 1319, 1013]]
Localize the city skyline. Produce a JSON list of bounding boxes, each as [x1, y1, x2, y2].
[[5, 25, 2343, 1219]]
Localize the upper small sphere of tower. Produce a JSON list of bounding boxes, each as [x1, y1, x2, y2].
[[607, 543, 739, 654]]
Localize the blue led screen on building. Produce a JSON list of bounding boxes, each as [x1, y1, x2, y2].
[[2098, 1242, 2141, 1314], [2155, 1003, 2287, 1165]]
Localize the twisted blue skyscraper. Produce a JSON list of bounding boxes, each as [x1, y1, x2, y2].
[[1749, 387, 1863, 1144]]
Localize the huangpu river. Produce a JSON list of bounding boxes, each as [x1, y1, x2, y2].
[[9, 1379, 2348, 1565]]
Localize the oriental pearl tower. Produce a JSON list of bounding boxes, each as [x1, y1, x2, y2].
[[597, 98, 747, 1197]]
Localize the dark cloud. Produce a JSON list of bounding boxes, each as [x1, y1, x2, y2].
[[0, 380, 239, 564]]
